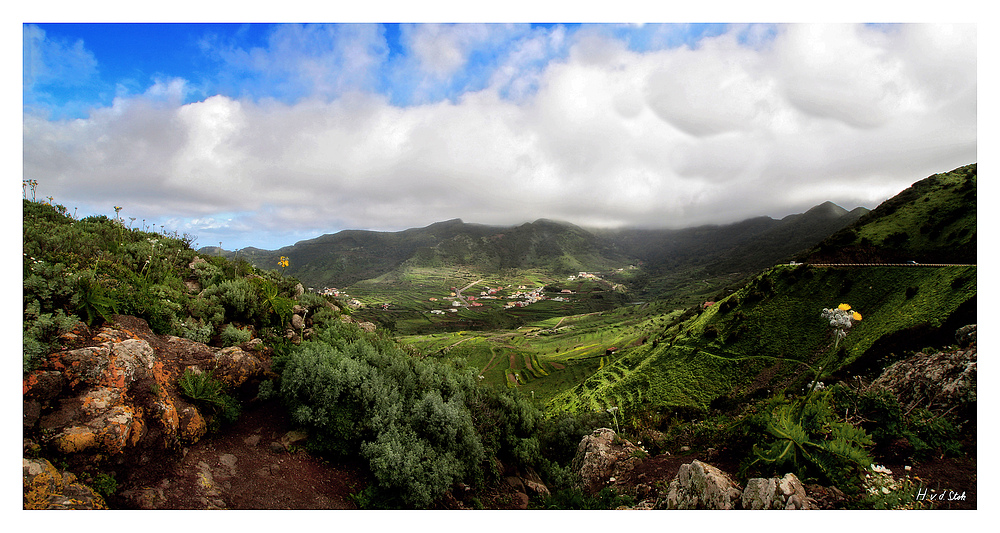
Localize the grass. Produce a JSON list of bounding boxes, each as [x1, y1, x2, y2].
[[544, 263, 976, 418]]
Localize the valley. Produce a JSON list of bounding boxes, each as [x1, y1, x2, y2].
[[23, 163, 977, 510]]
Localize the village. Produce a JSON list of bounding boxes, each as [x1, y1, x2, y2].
[[315, 271, 621, 316]]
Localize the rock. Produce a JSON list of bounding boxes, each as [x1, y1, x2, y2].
[[22, 316, 269, 492], [779, 472, 813, 509], [956, 324, 976, 347], [23, 457, 106, 510], [804, 483, 847, 509], [279, 430, 308, 450], [871, 341, 976, 416], [742, 473, 816, 509], [291, 313, 305, 330], [520, 466, 550, 498], [213, 346, 263, 388], [571, 428, 643, 494], [358, 321, 377, 333], [656, 460, 741, 510], [512, 491, 530, 510], [742, 477, 782, 509], [293, 283, 305, 298]]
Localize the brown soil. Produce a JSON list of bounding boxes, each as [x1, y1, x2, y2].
[[115, 400, 369, 510]]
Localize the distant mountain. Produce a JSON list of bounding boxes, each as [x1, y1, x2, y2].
[[217, 201, 865, 293], [596, 200, 869, 278], [799, 163, 976, 264]]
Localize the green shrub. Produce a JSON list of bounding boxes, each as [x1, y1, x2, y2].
[[220, 324, 252, 346], [90, 473, 118, 499], [279, 322, 544, 508], [744, 391, 873, 492], [73, 272, 119, 326], [23, 303, 80, 372], [178, 320, 214, 344], [177, 369, 240, 427], [904, 408, 962, 460]]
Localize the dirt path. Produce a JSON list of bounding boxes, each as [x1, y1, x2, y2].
[[120, 400, 367, 510]]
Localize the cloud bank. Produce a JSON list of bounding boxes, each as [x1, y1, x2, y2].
[[22, 23, 977, 250]]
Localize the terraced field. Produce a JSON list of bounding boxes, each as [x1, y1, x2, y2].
[[399, 302, 685, 405]]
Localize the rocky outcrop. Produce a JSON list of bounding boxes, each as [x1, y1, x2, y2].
[[656, 459, 742, 510], [571, 428, 644, 494], [741, 473, 817, 509], [872, 329, 976, 417], [23, 457, 107, 510], [23, 315, 271, 507]]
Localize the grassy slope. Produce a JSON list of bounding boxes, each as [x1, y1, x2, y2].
[[543, 163, 977, 416], [802, 163, 976, 264], [547, 262, 976, 417]]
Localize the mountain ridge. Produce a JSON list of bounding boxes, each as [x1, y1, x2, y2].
[[221, 201, 868, 292]]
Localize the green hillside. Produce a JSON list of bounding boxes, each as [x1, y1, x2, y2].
[[801, 163, 976, 264], [547, 263, 976, 415]]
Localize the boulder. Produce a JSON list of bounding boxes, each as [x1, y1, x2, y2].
[[871, 338, 976, 416], [571, 428, 643, 494], [742, 473, 816, 509], [23, 457, 106, 510], [656, 460, 741, 510], [213, 346, 263, 388], [23, 316, 268, 481]]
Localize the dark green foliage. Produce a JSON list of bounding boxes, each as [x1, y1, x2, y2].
[[536, 410, 609, 466], [538, 486, 635, 510], [904, 408, 962, 460], [177, 369, 241, 427], [73, 272, 119, 326], [90, 473, 118, 499], [745, 391, 873, 492], [278, 320, 545, 508]]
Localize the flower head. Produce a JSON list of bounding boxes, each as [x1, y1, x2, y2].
[[852, 311, 862, 321], [838, 303, 852, 311]]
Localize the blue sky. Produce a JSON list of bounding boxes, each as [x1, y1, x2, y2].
[[21, 18, 978, 251]]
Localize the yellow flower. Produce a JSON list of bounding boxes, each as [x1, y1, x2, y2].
[[853, 311, 862, 321], [838, 303, 852, 311]]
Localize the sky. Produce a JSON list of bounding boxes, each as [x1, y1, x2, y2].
[[20, 9, 979, 251]]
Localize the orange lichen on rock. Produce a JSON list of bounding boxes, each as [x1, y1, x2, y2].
[[23, 373, 38, 395], [179, 406, 208, 443], [23, 458, 107, 510], [53, 426, 99, 454]]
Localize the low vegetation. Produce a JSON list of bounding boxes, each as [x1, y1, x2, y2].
[[22, 163, 977, 509]]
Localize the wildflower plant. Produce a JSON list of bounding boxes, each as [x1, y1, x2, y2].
[[821, 303, 862, 351], [811, 303, 863, 391], [855, 464, 927, 509]]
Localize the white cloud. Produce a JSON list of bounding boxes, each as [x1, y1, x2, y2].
[[23, 23, 977, 249], [210, 23, 390, 100], [23, 24, 99, 91]]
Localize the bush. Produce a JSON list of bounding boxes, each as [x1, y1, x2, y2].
[[220, 324, 252, 346], [178, 320, 214, 344], [743, 391, 873, 492], [279, 322, 544, 508], [177, 369, 240, 428]]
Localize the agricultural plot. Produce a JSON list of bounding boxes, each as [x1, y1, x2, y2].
[[399, 301, 683, 405]]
